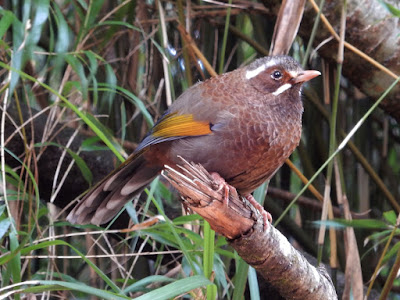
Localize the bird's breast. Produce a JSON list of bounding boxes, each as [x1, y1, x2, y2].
[[216, 101, 303, 194]]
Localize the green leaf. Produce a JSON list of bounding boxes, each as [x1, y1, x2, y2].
[[4, 148, 40, 222], [83, 113, 125, 155], [213, 255, 229, 294], [66, 148, 93, 185], [98, 83, 154, 127], [135, 275, 211, 300], [383, 241, 400, 264], [0, 204, 5, 216], [383, 211, 397, 225], [122, 275, 174, 294], [172, 214, 203, 225], [49, 4, 70, 87], [62, 80, 81, 95], [365, 229, 396, 245], [97, 20, 140, 31], [85, 50, 99, 104], [314, 219, 389, 229], [81, 136, 110, 151], [9, 231, 22, 296], [120, 101, 127, 141], [64, 54, 89, 101], [253, 181, 268, 204], [27, 0, 50, 46], [0, 219, 11, 240], [52, 4, 70, 53], [0, 9, 15, 38], [248, 267, 261, 300], [101, 63, 117, 110], [13, 280, 129, 300], [377, 0, 400, 17], [85, 0, 105, 29], [3, 164, 23, 190], [203, 221, 216, 299], [9, 13, 25, 96], [233, 255, 249, 300], [388, 148, 400, 173], [76, 0, 88, 10]]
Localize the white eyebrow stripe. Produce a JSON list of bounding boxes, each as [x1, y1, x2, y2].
[[245, 65, 266, 79], [245, 60, 276, 79], [272, 83, 292, 96]]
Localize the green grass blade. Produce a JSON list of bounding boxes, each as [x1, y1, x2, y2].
[[248, 267, 261, 300], [8, 231, 21, 300], [122, 275, 174, 294], [135, 275, 211, 300], [232, 255, 249, 300], [0, 10, 14, 38], [0, 61, 125, 162], [204, 221, 217, 299]]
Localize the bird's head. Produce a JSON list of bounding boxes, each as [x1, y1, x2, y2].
[[244, 56, 320, 98]]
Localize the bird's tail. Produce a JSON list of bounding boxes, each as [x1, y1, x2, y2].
[[67, 151, 161, 225]]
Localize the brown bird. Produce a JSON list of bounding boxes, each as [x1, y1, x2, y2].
[[67, 55, 320, 226]]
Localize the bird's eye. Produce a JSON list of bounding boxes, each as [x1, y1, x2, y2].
[[271, 70, 283, 80]]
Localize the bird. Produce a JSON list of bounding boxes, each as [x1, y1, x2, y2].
[[67, 55, 320, 226]]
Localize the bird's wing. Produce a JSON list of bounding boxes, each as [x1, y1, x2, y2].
[[135, 111, 214, 152], [68, 110, 215, 224]]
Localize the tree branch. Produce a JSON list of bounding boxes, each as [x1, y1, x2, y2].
[[162, 158, 337, 300]]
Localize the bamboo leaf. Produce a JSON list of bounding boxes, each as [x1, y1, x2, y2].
[[0, 219, 11, 240], [135, 275, 211, 300]]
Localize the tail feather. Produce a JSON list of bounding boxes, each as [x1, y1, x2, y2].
[[67, 152, 161, 225]]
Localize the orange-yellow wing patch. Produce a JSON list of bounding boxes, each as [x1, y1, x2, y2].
[[152, 113, 212, 137], [135, 113, 213, 152]]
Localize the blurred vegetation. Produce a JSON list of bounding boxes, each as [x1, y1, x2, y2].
[[0, 0, 400, 299]]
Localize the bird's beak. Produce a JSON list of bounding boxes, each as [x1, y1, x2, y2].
[[292, 70, 321, 84]]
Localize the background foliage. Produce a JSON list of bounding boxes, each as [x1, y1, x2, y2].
[[0, 0, 399, 299]]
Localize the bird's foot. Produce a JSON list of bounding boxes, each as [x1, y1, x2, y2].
[[209, 173, 271, 230], [210, 172, 235, 206], [244, 194, 272, 230]]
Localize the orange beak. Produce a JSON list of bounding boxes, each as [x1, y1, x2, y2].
[[292, 70, 321, 84]]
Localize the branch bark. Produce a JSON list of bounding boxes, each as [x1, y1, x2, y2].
[[162, 159, 338, 300], [302, 0, 400, 122]]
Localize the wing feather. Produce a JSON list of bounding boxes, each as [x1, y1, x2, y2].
[[136, 112, 212, 152]]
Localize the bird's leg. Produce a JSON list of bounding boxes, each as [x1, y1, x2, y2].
[[210, 172, 234, 206], [210, 172, 271, 230], [244, 194, 272, 229]]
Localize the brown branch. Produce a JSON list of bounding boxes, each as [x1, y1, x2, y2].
[[162, 158, 337, 300]]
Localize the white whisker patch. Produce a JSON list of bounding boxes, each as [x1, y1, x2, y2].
[[272, 83, 292, 96]]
